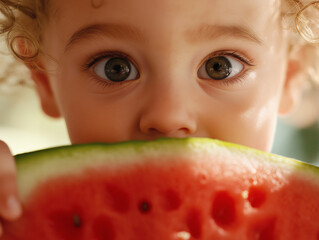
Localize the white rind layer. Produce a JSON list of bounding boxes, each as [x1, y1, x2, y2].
[[15, 138, 319, 201]]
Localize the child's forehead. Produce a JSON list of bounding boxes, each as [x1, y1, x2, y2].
[[51, 0, 280, 21], [47, 0, 283, 49]]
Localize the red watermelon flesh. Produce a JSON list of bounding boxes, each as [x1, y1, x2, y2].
[[3, 138, 319, 240]]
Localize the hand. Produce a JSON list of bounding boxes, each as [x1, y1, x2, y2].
[[0, 140, 22, 237]]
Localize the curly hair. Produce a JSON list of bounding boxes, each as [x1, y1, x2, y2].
[[0, 0, 48, 63], [0, 0, 318, 62], [0, 0, 317, 57]]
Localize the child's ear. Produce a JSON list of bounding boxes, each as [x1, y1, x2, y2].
[[13, 37, 61, 118], [27, 62, 61, 118], [278, 45, 309, 115]]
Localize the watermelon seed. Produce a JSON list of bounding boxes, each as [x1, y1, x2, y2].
[[73, 214, 82, 228], [139, 200, 152, 213], [49, 210, 84, 238]]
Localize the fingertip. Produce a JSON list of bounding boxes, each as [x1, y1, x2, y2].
[[0, 196, 22, 222], [0, 140, 14, 164], [5, 196, 22, 220], [0, 140, 10, 152]]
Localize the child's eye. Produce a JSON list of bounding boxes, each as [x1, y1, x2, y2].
[[197, 56, 244, 80], [93, 57, 139, 82]]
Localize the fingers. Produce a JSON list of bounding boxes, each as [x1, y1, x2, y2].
[[0, 140, 22, 222]]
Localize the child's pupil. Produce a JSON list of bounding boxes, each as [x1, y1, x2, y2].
[[205, 56, 232, 80], [104, 58, 131, 82]]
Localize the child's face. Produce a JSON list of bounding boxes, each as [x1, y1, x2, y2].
[[37, 0, 295, 151]]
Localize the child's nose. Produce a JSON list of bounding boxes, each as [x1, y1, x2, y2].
[[138, 83, 197, 138]]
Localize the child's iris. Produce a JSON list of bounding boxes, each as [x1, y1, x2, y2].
[[104, 58, 131, 82], [205, 56, 232, 80]]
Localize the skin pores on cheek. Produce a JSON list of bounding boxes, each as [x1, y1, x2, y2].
[[40, 0, 289, 151]]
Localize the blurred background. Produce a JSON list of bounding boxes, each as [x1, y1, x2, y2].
[[0, 42, 70, 154], [0, 43, 319, 166]]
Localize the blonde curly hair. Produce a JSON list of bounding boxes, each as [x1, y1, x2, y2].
[[0, 0, 48, 62], [0, 0, 318, 63]]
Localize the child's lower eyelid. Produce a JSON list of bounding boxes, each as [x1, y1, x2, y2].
[[88, 75, 127, 88], [222, 69, 253, 87]]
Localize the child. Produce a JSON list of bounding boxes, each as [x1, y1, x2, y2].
[[0, 0, 318, 236]]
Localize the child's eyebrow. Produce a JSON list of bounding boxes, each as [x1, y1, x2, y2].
[[65, 23, 146, 52], [185, 24, 264, 46], [65, 23, 264, 52]]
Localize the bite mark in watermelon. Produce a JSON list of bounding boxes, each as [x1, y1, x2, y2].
[[3, 138, 319, 239]]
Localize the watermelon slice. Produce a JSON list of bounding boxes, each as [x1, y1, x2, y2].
[[3, 138, 319, 239]]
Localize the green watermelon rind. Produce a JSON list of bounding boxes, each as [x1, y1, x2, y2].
[[14, 138, 319, 201]]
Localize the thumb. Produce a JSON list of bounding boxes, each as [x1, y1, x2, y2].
[[0, 140, 22, 221]]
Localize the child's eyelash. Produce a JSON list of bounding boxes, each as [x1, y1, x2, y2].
[[82, 51, 132, 70], [81, 50, 255, 89], [205, 50, 256, 66], [82, 50, 255, 70]]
